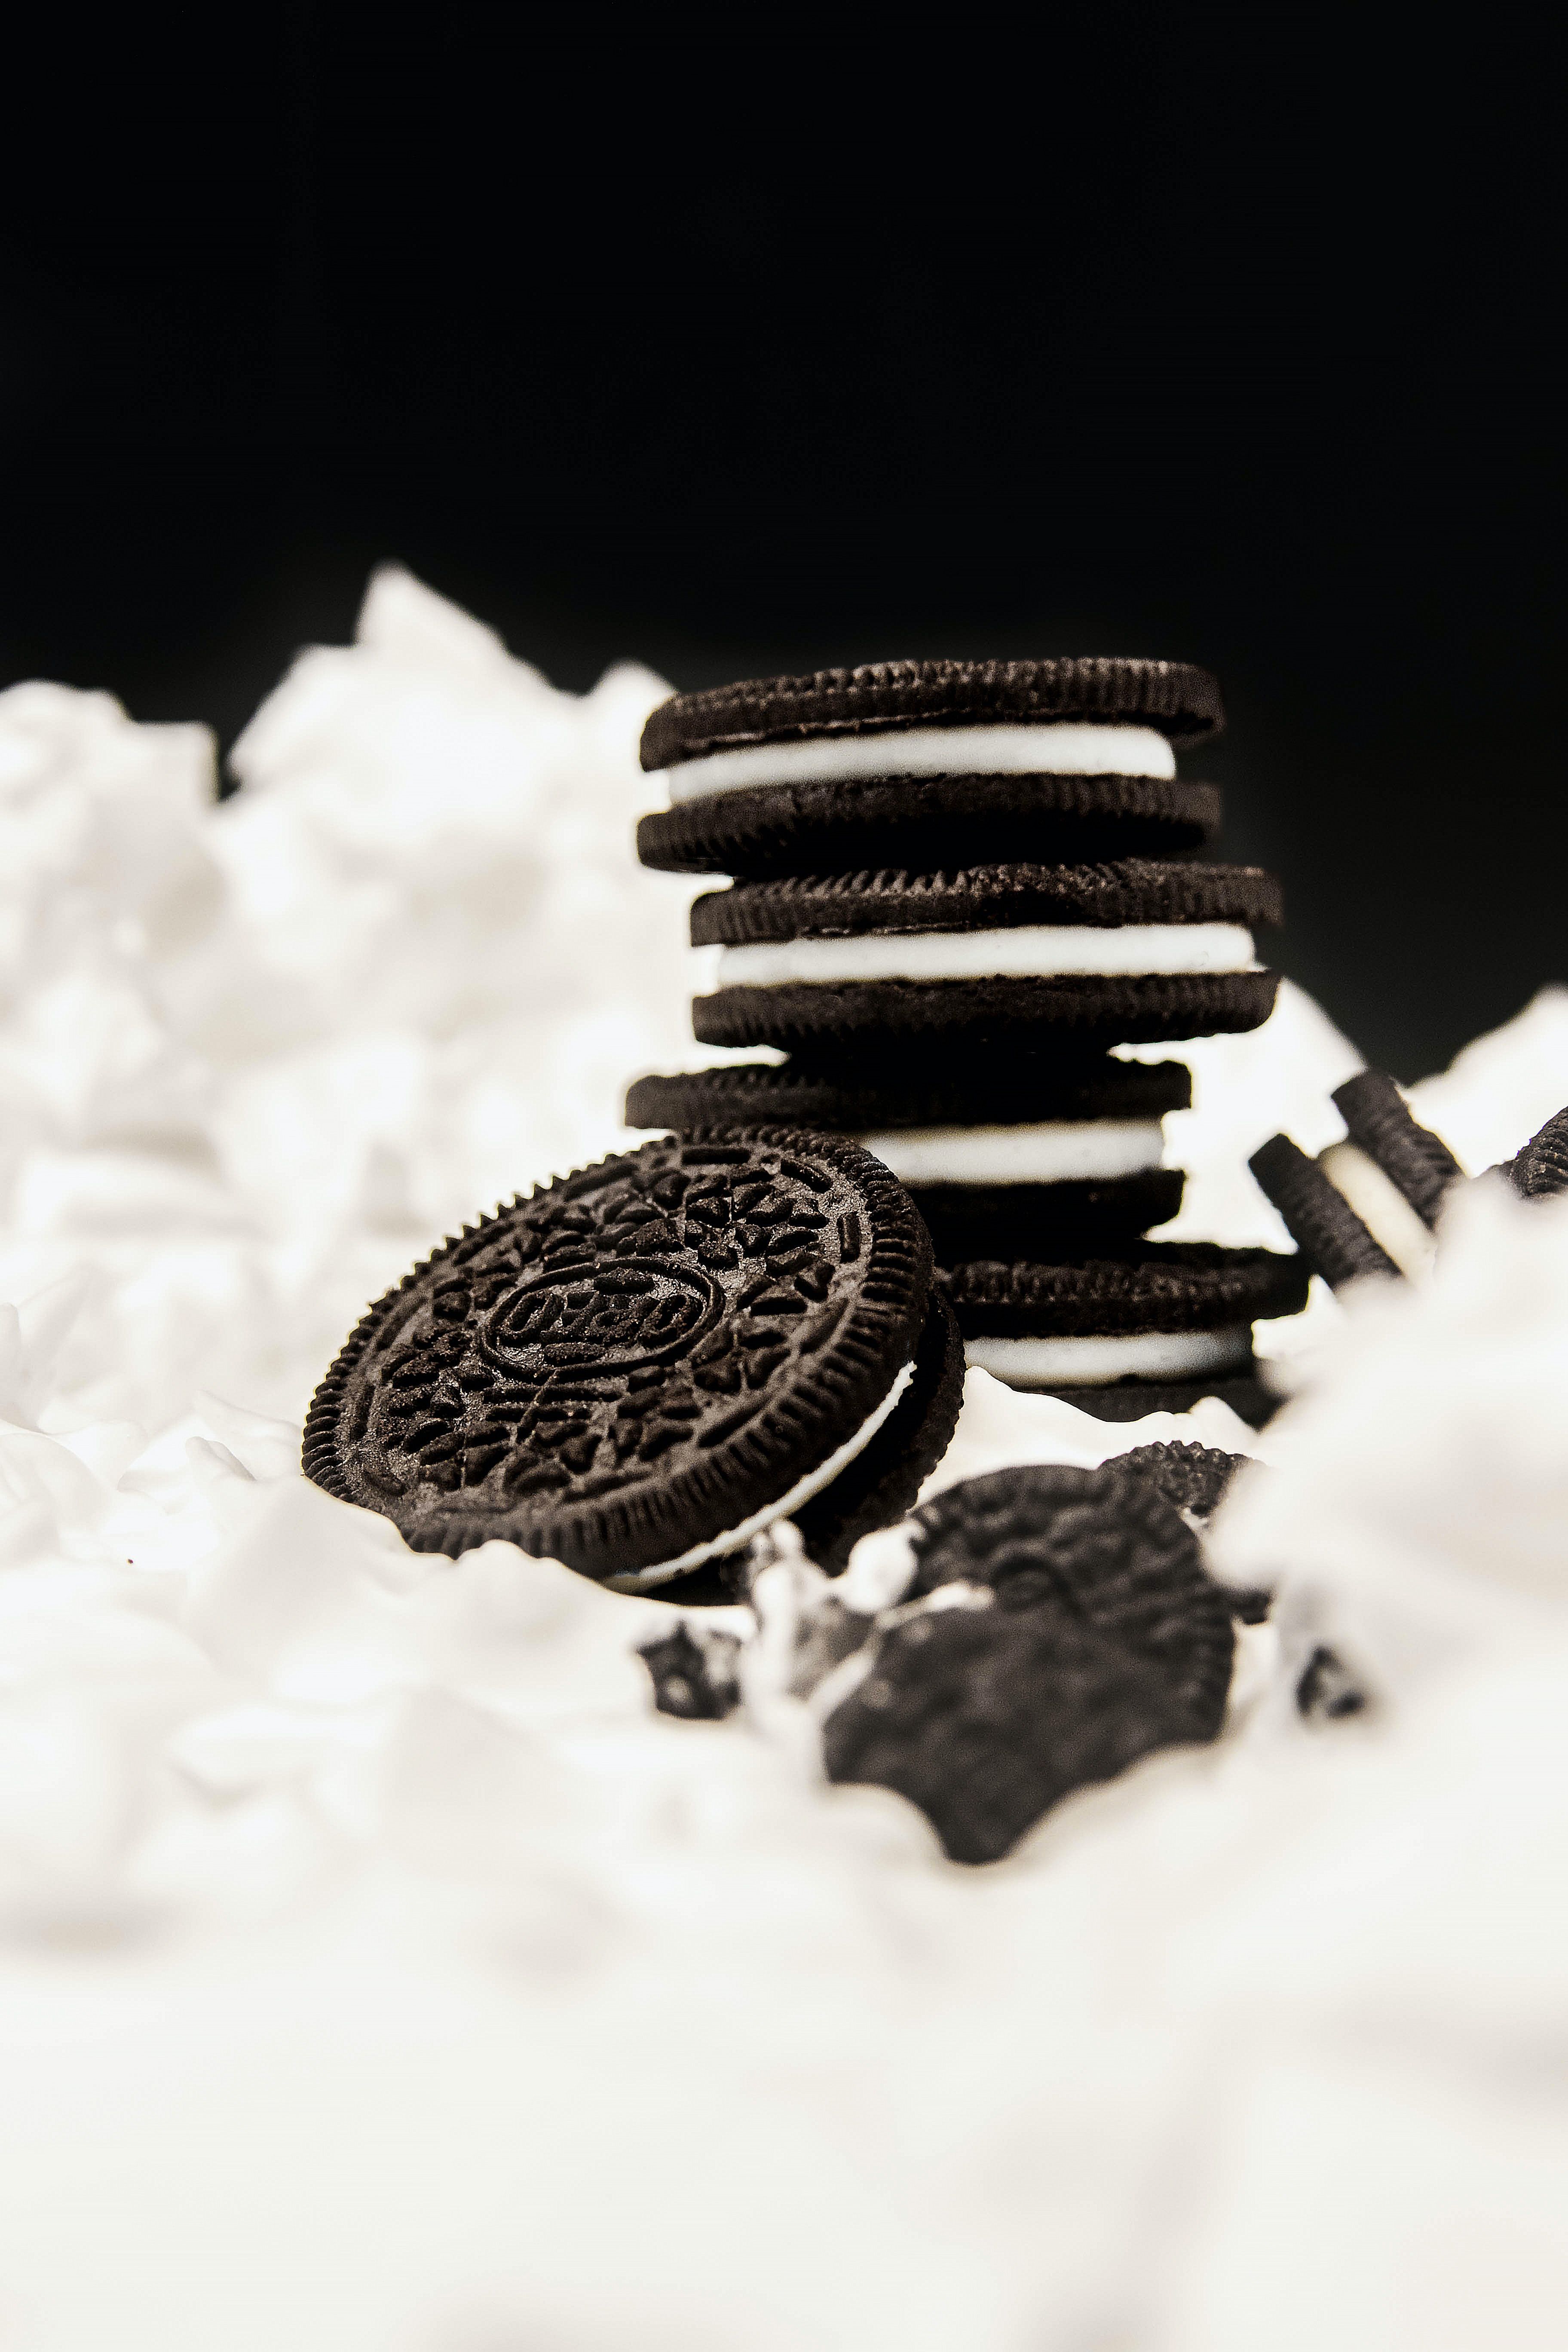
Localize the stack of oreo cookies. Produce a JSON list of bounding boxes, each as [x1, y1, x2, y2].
[[628, 657, 1307, 1428]]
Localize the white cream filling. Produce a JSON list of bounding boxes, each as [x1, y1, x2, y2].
[[855, 1118, 1165, 1187], [716, 922, 1255, 989], [1318, 1141, 1438, 1278], [963, 1324, 1253, 1387], [605, 1357, 916, 1592], [660, 721, 1176, 804]]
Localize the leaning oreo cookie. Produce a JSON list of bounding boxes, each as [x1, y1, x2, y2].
[[941, 1243, 1308, 1426], [1250, 1069, 1467, 1288], [626, 1052, 1192, 1254], [690, 861, 1282, 1052], [821, 1461, 1235, 1864], [302, 1130, 959, 1590]]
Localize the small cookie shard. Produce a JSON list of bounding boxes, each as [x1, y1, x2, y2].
[[1500, 1104, 1568, 1199], [637, 1624, 741, 1720], [822, 1463, 1236, 1865], [302, 1127, 956, 1589], [1295, 1644, 1368, 1722], [689, 859, 1281, 1053]]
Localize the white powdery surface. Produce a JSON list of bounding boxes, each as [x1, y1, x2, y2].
[[0, 576, 1565, 2349]]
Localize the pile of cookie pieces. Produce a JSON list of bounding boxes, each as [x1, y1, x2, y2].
[[639, 1447, 1267, 1865], [629, 657, 1308, 1425], [299, 1112, 1298, 1860]]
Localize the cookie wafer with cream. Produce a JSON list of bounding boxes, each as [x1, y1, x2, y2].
[[625, 1051, 1191, 1255], [941, 1243, 1308, 1427], [637, 656, 1224, 876], [1251, 1070, 1467, 1288], [690, 860, 1282, 1052]]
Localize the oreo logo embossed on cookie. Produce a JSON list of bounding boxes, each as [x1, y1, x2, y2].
[[303, 1129, 961, 1589]]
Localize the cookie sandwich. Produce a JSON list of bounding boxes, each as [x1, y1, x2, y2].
[[635, 655, 1223, 878], [940, 1242, 1309, 1427], [1250, 1069, 1467, 1287], [688, 860, 1282, 1054], [303, 1130, 965, 1590], [626, 1048, 1191, 1263]]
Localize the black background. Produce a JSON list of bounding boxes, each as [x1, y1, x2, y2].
[[3, 9, 1562, 1076]]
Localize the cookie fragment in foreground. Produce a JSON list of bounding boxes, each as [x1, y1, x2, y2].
[[822, 1462, 1236, 1864], [636, 1623, 742, 1719]]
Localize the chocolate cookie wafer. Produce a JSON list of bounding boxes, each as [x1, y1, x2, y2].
[[689, 860, 1282, 1053], [303, 1130, 962, 1589], [637, 656, 1224, 876], [626, 1051, 1192, 1254], [941, 1242, 1308, 1426]]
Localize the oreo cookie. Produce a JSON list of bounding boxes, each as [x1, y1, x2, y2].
[[302, 1130, 961, 1590], [821, 1461, 1235, 1864], [1250, 1069, 1466, 1289], [940, 1243, 1308, 1426], [640, 658, 1223, 877], [626, 1051, 1192, 1256], [644, 657, 1225, 770], [1500, 1103, 1568, 1199], [689, 861, 1281, 1051]]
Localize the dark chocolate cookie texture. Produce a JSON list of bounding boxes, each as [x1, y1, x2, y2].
[[822, 1462, 1236, 1864], [641, 656, 1226, 768], [303, 1130, 932, 1587]]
